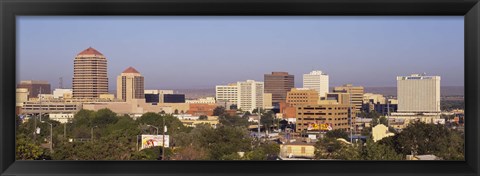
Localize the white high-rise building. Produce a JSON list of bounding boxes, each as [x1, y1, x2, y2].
[[237, 80, 264, 112], [215, 83, 238, 103], [303, 70, 329, 98], [397, 74, 441, 113]]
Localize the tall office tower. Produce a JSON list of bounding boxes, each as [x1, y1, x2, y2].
[[333, 84, 364, 112], [237, 80, 264, 112], [264, 72, 294, 103], [303, 70, 329, 98], [72, 47, 108, 99], [397, 74, 441, 113], [215, 83, 238, 103], [286, 88, 319, 107], [116, 67, 145, 102], [17, 80, 51, 99]]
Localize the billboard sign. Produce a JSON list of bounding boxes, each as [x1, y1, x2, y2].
[[307, 122, 332, 131], [140, 135, 169, 150]]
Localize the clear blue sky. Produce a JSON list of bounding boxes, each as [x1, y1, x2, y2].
[[17, 16, 464, 89]]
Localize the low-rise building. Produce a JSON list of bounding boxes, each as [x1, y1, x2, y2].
[[279, 142, 315, 159], [186, 103, 216, 116], [185, 97, 216, 104], [49, 113, 74, 123], [372, 124, 395, 142]]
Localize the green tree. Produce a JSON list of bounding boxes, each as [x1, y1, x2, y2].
[[361, 139, 403, 160], [325, 129, 349, 141], [92, 108, 119, 127], [16, 134, 45, 160], [213, 106, 226, 116], [199, 115, 208, 120]]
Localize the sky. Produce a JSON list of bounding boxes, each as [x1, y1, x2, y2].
[[17, 16, 464, 90]]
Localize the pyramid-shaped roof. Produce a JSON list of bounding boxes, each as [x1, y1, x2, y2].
[[122, 67, 140, 74], [77, 47, 103, 56]]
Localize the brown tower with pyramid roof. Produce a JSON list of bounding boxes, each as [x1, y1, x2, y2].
[[72, 47, 109, 99], [117, 67, 144, 102]]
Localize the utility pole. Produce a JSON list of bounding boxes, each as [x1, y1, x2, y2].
[[349, 89, 353, 143], [91, 126, 98, 142], [162, 118, 166, 160]]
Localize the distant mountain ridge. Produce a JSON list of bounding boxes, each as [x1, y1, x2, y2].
[[167, 86, 464, 99]]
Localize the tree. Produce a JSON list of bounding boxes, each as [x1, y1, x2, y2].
[[92, 108, 118, 127], [219, 115, 249, 127], [16, 134, 45, 160], [314, 137, 343, 159], [199, 115, 208, 120], [325, 129, 349, 141], [361, 139, 403, 160], [379, 122, 464, 160], [213, 106, 226, 116], [260, 111, 275, 133]]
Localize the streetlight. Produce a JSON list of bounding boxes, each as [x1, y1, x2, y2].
[[147, 125, 159, 135], [91, 126, 98, 142], [40, 121, 53, 153]]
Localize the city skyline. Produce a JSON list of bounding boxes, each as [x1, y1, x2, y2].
[[18, 16, 464, 89]]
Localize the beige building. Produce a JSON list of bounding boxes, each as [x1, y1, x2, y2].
[[16, 88, 29, 107], [215, 83, 238, 104], [333, 84, 364, 112], [263, 93, 273, 110], [72, 47, 108, 99], [82, 99, 190, 118], [237, 80, 264, 112], [397, 74, 441, 113], [117, 67, 145, 102], [372, 124, 395, 142], [286, 88, 319, 107], [325, 92, 351, 105], [53, 89, 73, 99], [296, 103, 355, 132], [185, 97, 216, 104], [279, 143, 315, 159]]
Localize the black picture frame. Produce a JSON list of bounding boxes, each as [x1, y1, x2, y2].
[[1, 0, 479, 176]]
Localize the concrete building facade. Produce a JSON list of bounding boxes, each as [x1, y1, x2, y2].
[[295, 104, 354, 132], [237, 80, 264, 112], [264, 72, 294, 103], [215, 83, 238, 104], [72, 47, 108, 99], [286, 88, 320, 107], [333, 84, 364, 112], [116, 67, 145, 102], [17, 80, 51, 99], [303, 70, 329, 98], [397, 74, 441, 113]]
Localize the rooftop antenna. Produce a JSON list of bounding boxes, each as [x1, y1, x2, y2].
[[59, 77, 63, 89]]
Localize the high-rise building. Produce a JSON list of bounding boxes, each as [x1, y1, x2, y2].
[[264, 72, 294, 103], [215, 83, 238, 103], [397, 74, 441, 113], [286, 88, 319, 107], [333, 84, 364, 112], [303, 70, 329, 98], [116, 67, 145, 102], [72, 47, 108, 99], [237, 80, 264, 112], [17, 80, 51, 99]]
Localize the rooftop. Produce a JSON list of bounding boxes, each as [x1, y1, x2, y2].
[[122, 67, 140, 74], [77, 47, 103, 56]]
